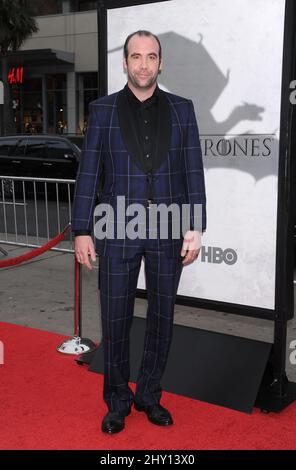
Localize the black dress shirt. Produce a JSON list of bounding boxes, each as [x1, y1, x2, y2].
[[124, 83, 160, 174]]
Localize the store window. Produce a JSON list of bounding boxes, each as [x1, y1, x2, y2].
[[9, 72, 68, 135], [18, 77, 43, 134], [76, 72, 98, 134], [47, 74, 67, 134]]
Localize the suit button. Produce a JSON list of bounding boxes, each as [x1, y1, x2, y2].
[[146, 154, 150, 158]]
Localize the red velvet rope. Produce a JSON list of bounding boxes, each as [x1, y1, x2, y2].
[[0, 224, 71, 268]]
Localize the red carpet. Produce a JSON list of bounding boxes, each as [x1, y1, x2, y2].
[[0, 321, 296, 450]]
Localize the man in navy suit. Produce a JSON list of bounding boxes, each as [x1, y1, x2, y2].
[[72, 30, 206, 434]]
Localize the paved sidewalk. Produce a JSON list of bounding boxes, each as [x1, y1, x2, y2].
[[0, 244, 295, 382]]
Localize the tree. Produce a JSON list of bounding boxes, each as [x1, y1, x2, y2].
[[0, 0, 38, 135]]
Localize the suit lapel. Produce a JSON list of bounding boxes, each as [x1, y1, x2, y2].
[[153, 89, 172, 173], [117, 89, 145, 172], [116, 87, 172, 175]]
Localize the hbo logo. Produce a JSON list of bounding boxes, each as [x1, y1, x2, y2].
[[201, 246, 237, 265]]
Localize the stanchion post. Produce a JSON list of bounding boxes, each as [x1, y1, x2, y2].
[[74, 256, 82, 338], [57, 249, 97, 355]]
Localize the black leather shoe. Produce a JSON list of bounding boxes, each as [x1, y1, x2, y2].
[[134, 402, 173, 426], [101, 409, 131, 434]]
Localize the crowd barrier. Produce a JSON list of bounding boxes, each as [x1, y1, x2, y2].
[[0, 175, 75, 253]]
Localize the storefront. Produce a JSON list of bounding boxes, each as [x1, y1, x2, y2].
[[3, 49, 98, 135]]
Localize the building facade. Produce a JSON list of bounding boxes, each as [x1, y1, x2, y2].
[[4, 0, 99, 135]]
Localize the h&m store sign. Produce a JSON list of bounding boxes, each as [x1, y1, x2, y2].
[[8, 66, 24, 85]]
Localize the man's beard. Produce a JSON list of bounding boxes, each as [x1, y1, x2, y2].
[[128, 70, 159, 90]]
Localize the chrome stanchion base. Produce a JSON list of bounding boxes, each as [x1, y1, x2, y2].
[[57, 336, 97, 355]]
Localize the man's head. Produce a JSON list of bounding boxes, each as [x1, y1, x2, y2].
[[123, 30, 162, 91]]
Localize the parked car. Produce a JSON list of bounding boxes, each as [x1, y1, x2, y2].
[[66, 134, 84, 150], [0, 135, 81, 198]]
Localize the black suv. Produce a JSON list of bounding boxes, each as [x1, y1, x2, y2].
[[0, 135, 81, 181]]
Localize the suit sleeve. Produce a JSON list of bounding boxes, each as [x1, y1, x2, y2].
[[184, 100, 207, 233], [71, 103, 103, 235]]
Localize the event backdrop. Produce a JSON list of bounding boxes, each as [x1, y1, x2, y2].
[[107, 0, 286, 309]]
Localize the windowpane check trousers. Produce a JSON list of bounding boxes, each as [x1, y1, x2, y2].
[[98, 239, 183, 414]]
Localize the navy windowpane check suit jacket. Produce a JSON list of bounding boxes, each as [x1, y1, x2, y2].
[[72, 87, 206, 258]]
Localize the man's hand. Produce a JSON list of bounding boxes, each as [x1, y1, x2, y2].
[[181, 231, 202, 266], [74, 235, 96, 270]]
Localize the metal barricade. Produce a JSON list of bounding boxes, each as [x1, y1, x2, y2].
[[0, 175, 75, 253], [0, 176, 97, 355]]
